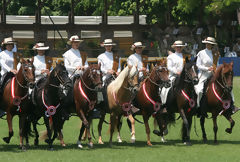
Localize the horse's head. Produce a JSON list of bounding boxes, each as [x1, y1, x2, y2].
[[152, 61, 170, 88], [51, 61, 70, 87], [87, 64, 103, 91], [127, 65, 140, 94], [183, 57, 199, 85], [20, 59, 35, 88], [220, 62, 233, 92]]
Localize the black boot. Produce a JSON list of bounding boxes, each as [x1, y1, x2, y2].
[[0, 109, 6, 118]]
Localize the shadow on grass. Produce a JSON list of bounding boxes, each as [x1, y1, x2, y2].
[[1, 139, 240, 152]]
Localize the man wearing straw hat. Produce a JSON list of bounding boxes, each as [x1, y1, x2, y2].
[[160, 40, 186, 110], [127, 41, 149, 81], [32, 42, 52, 83], [63, 35, 88, 78], [0, 37, 21, 117], [98, 39, 121, 85]]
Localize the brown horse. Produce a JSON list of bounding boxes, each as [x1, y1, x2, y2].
[[200, 62, 235, 143], [133, 63, 171, 146], [74, 64, 102, 148], [1, 59, 35, 150], [107, 65, 139, 146]]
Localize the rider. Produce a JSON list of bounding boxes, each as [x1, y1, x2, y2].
[[160, 40, 186, 109], [32, 42, 52, 85], [0, 37, 21, 117], [63, 35, 88, 79], [127, 41, 149, 81], [195, 37, 239, 115]]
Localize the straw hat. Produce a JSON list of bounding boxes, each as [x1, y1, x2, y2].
[[67, 35, 83, 45], [33, 42, 49, 50], [202, 37, 217, 45], [171, 40, 187, 48], [100, 39, 116, 47], [2, 37, 16, 45], [131, 42, 146, 51]]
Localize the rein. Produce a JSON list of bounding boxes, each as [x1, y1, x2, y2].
[[42, 89, 60, 117], [11, 77, 28, 112], [78, 80, 96, 110], [142, 82, 160, 112]]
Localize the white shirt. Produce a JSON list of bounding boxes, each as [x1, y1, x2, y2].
[[97, 51, 121, 81], [127, 53, 148, 78], [0, 50, 14, 76], [33, 55, 49, 81], [63, 48, 89, 77], [196, 48, 213, 71], [167, 52, 183, 79]]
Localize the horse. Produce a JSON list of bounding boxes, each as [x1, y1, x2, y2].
[[133, 63, 171, 146], [0, 59, 35, 150], [165, 58, 199, 145], [31, 61, 70, 150], [200, 62, 235, 143], [107, 65, 139, 146], [73, 64, 102, 148]]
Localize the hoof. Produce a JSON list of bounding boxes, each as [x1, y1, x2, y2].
[[225, 128, 232, 134], [117, 138, 122, 143], [34, 139, 39, 146], [3, 137, 10, 144], [147, 141, 152, 146], [61, 143, 66, 147], [130, 136, 136, 143], [161, 136, 167, 143], [77, 141, 83, 149], [48, 147, 54, 151], [203, 138, 207, 143], [214, 140, 218, 145], [98, 140, 104, 144], [183, 142, 192, 146], [45, 139, 50, 144], [88, 143, 93, 149]]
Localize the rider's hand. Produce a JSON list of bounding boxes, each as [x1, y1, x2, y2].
[[10, 69, 17, 74], [77, 66, 85, 71], [45, 69, 50, 75], [140, 67, 147, 72], [176, 71, 181, 75], [107, 69, 114, 74], [208, 66, 214, 71]]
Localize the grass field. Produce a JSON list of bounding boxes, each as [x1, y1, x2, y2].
[[1, 78, 240, 162]]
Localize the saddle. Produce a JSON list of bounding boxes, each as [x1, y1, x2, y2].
[[0, 72, 15, 96]]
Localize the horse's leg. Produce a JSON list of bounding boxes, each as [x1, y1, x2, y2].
[[155, 114, 167, 143], [179, 109, 191, 145], [116, 115, 123, 143], [32, 120, 39, 146], [58, 129, 66, 147], [223, 114, 235, 134], [98, 113, 105, 144], [44, 117, 53, 150], [212, 116, 218, 144], [200, 117, 207, 143], [109, 112, 116, 147], [18, 114, 25, 150], [86, 119, 93, 148], [142, 112, 151, 146], [77, 123, 85, 149], [128, 114, 136, 143], [3, 112, 14, 144]]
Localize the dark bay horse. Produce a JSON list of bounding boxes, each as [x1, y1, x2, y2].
[[200, 62, 235, 143], [0, 59, 35, 150], [73, 64, 102, 148], [133, 63, 171, 146], [165, 58, 198, 145], [107, 65, 139, 146], [31, 61, 70, 150]]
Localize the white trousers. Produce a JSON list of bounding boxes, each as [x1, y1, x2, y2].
[[160, 76, 176, 104]]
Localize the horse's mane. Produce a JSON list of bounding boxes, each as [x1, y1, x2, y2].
[[109, 65, 137, 94], [211, 64, 223, 83]]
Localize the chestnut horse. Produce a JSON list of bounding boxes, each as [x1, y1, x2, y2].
[[165, 59, 198, 145], [0, 59, 35, 150], [107, 65, 139, 146], [73, 64, 102, 148], [31, 61, 70, 150], [133, 63, 171, 146], [200, 62, 235, 143]]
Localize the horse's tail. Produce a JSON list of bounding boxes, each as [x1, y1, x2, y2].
[[39, 119, 53, 140]]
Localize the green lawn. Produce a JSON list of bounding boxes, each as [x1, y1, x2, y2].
[[0, 77, 240, 162]]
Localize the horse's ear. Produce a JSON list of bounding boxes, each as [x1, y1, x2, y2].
[[20, 58, 26, 64], [98, 63, 101, 70], [185, 56, 189, 63]]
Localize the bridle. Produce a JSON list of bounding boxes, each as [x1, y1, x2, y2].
[[49, 69, 69, 88], [147, 66, 170, 88], [215, 68, 233, 94], [184, 64, 198, 85], [15, 63, 35, 89]]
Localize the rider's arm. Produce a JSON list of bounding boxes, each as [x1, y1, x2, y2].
[[83, 58, 89, 69], [63, 54, 76, 73], [196, 53, 209, 71], [0, 57, 12, 72], [167, 57, 177, 74]]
